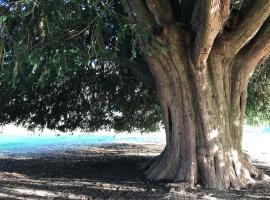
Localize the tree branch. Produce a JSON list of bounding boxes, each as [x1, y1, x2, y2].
[[192, 0, 230, 68], [231, 19, 270, 110], [222, 0, 270, 58], [113, 57, 156, 89], [122, 0, 155, 25], [121, 0, 157, 89], [236, 18, 270, 76], [145, 0, 175, 26], [179, 0, 196, 25]]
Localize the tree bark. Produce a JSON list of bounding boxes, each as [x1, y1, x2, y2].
[[141, 25, 264, 190]]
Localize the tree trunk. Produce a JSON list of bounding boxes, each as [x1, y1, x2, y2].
[[122, 0, 270, 190], [143, 26, 263, 190]]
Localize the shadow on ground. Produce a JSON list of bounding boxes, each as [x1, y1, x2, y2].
[[0, 144, 270, 200]]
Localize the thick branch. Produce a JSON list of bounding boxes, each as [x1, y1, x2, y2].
[[145, 0, 175, 26], [192, 0, 230, 68], [122, 0, 155, 25], [231, 19, 270, 113], [222, 0, 270, 58], [180, 0, 196, 25], [114, 58, 156, 89], [236, 19, 270, 76]]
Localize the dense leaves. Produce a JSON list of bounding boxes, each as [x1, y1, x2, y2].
[[0, 59, 161, 132], [0, 0, 160, 132]]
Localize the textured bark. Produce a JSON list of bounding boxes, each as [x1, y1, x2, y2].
[[222, 0, 270, 58], [122, 0, 270, 190], [142, 25, 265, 190]]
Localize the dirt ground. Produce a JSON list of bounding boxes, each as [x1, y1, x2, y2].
[[0, 143, 270, 200]]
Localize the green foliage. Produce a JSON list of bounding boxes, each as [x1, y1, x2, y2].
[[247, 58, 270, 126], [0, 0, 161, 132], [0, 59, 161, 132]]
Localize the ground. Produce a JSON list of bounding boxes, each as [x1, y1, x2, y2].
[[0, 143, 270, 200]]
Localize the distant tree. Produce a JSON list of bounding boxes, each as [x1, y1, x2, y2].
[[247, 59, 270, 125], [1, 0, 270, 189]]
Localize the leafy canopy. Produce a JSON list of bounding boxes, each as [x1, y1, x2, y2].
[[0, 0, 269, 131], [0, 0, 160, 132]]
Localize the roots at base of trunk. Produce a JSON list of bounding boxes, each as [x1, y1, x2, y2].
[[142, 149, 267, 190]]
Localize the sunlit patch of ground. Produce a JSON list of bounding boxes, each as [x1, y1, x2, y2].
[[0, 144, 270, 199]]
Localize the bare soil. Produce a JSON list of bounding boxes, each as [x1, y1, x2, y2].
[[0, 143, 270, 199]]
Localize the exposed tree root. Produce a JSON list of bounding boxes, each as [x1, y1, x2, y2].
[[242, 152, 269, 181], [141, 150, 268, 190]]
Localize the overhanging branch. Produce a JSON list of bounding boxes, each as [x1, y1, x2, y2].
[[231, 19, 270, 109], [235, 18, 270, 77], [113, 57, 156, 89], [222, 0, 270, 58], [122, 0, 155, 25], [179, 0, 196, 25], [145, 0, 175, 26], [246, 22, 270, 66]]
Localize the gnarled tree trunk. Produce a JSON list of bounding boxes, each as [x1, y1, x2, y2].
[[141, 26, 261, 190], [123, 0, 270, 189]]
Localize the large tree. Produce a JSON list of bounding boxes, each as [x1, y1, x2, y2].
[[1, 0, 270, 190]]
